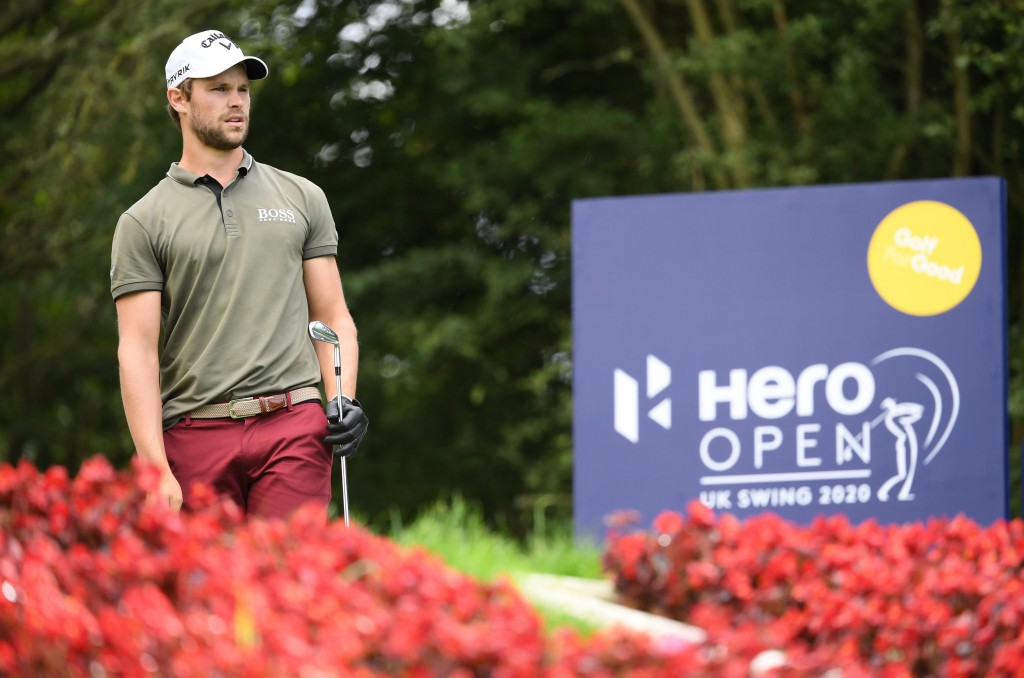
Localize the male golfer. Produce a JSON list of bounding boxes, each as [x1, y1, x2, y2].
[[111, 29, 367, 518]]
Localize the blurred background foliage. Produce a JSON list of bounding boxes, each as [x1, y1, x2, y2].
[[3, 0, 1023, 533]]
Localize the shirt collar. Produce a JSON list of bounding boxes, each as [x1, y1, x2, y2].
[[166, 149, 254, 186]]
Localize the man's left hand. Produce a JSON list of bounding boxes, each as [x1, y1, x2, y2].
[[325, 396, 368, 458]]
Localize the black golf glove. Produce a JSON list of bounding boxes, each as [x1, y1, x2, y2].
[[325, 395, 368, 458]]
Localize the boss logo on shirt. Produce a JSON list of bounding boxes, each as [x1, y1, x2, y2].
[[257, 208, 297, 224]]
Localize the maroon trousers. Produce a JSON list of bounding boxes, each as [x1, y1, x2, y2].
[[163, 402, 332, 519]]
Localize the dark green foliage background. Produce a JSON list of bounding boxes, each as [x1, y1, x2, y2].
[[2, 0, 1022, 531]]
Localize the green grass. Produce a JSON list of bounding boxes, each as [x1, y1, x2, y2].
[[389, 496, 605, 634]]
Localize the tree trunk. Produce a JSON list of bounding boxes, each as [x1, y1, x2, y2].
[[943, 5, 971, 176], [619, 0, 730, 190], [684, 0, 750, 187], [886, 0, 923, 179], [772, 0, 807, 132]]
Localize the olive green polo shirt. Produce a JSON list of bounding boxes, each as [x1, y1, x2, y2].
[[110, 150, 339, 429]]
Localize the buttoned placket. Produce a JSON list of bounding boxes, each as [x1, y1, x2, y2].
[[221, 176, 240, 237], [197, 170, 245, 237]]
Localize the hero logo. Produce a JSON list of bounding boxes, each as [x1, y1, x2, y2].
[[696, 347, 959, 504], [257, 208, 297, 224], [613, 355, 672, 443]]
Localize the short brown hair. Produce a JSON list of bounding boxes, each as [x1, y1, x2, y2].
[[167, 79, 195, 131]]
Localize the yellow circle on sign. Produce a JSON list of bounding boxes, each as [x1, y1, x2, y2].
[[867, 200, 982, 316]]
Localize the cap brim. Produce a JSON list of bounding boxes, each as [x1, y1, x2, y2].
[[242, 56, 269, 81]]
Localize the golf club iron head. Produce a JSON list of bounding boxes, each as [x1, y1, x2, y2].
[[308, 320, 339, 346]]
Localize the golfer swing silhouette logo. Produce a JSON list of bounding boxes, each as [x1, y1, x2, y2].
[[877, 397, 925, 502]]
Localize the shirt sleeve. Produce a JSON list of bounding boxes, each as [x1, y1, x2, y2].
[[110, 212, 164, 300], [302, 182, 340, 260]]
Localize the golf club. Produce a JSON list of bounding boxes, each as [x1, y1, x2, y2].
[[308, 320, 350, 526]]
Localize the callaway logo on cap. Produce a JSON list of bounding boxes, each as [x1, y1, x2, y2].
[[165, 29, 269, 88]]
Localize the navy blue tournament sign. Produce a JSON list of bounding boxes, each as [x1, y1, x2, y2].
[[572, 178, 1007, 538]]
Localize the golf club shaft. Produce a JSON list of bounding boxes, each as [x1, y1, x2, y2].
[[334, 345, 350, 527], [340, 457, 349, 527]]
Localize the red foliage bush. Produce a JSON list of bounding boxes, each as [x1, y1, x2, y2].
[[1, 457, 552, 676], [604, 501, 1024, 676], [0, 457, 863, 677]]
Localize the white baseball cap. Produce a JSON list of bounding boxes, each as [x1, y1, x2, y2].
[[165, 29, 269, 89]]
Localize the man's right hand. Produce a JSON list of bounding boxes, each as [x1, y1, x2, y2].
[[154, 470, 183, 511]]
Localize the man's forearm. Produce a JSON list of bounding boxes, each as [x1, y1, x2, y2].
[[313, 311, 358, 400], [118, 344, 170, 471], [338, 314, 359, 398]]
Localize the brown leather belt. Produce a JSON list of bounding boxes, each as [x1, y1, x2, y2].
[[189, 386, 323, 420]]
